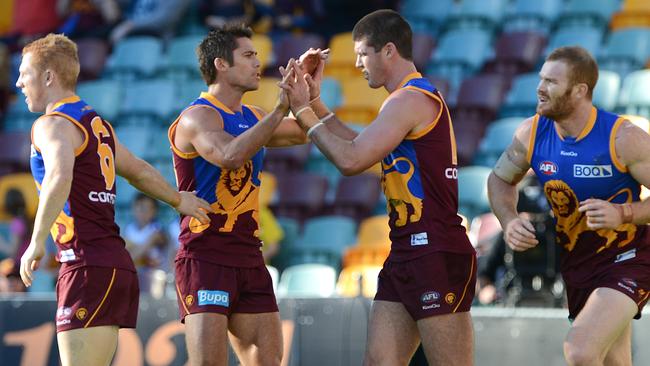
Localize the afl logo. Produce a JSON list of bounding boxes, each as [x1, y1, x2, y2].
[[539, 161, 558, 176]]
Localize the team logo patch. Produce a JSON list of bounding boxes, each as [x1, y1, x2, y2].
[[445, 293, 456, 305], [421, 291, 440, 304], [573, 164, 612, 178], [197, 290, 230, 307], [539, 161, 558, 176], [185, 295, 194, 306], [75, 308, 88, 321]]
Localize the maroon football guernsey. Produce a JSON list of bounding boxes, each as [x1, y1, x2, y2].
[[381, 73, 475, 261], [30, 96, 135, 275]]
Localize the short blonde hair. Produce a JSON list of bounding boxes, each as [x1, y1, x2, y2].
[[23, 34, 79, 90]]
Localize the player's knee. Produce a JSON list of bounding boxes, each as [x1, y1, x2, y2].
[[363, 351, 409, 366], [564, 340, 601, 366], [255, 353, 282, 366]]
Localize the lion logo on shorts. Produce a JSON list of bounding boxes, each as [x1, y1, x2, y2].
[[382, 157, 423, 227], [544, 180, 635, 252], [75, 307, 88, 321], [189, 161, 260, 235]]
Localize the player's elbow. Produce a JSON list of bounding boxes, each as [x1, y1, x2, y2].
[[338, 161, 364, 176], [219, 155, 245, 171]]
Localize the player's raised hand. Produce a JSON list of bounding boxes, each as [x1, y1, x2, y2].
[[297, 48, 330, 101], [579, 198, 624, 229], [279, 59, 311, 111], [174, 191, 213, 224], [504, 216, 538, 252], [20, 241, 45, 287]]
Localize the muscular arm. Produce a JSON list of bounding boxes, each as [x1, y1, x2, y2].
[[309, 99, 359, 141], [614, 121, 650, 224], [296, 90, 433, 176], [247, 105, 308, 147], [176, 104, 289, 169], [115, 137, 211, 222]]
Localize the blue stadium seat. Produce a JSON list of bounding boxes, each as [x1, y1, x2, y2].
[[114, 125, 151, 158], [474, 117, 524, 167], [295, 215, 357, 255], [145, 126, 173, 162], [175, 78, 206, 113], [105, 36, 163, 81], [3, 99, 38, 132], [118, 79, 177, 126], [617, 69, 650, 119], [271, 217, 301, 271], [598, 28, 650, 78], [76, 80, 123, 122], [426, 29, 493, 91], [445, 0, 507, 32], [503, 0, 563, 35], [592, 70, 621, 111], [400, 0, 455, 34], [163, 35, 204, 83], [277, 263, 337, 298], [544, 26, 604, 59], [305, 147, 341, 202], [556, 0, 621, 29], [320, 77, 342, 110], [500, 72, 539, 118], [457, 166, 492, 220], [115, 176, 138, 209]]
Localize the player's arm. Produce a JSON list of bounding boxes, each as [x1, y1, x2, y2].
[[289, 86, 425, 176], [579, 121, 650, 228], [20, 116, 81, 286], [487, 117, 538, 251], [247, 105, 308, 147], [114, 136, 212, 223]]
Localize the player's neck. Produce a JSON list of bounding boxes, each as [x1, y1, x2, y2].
[[554, 102, 594, 138], [44, 88, 76, 114], [207, 83, 244, 112], [384, 60, 418, 93]]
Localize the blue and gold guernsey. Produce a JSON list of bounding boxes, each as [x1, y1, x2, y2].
[[30, 96, 135, 276], [529, 107, 650, 287], [382, 73, 474, 261], [169, 92, 265, 268]]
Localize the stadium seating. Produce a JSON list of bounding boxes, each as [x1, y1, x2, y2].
[[617, 69, 650, 118], [336, 264, 382, 298], [610, 0, 650, 30], [427, 28, 493, 91], [252, 34, 273, 71], [411, 32, 436, 71], [331, 174, 382, 222], [118, 79, 177, 126], [598, 28, 650, 78], [0, 132, 30, 173], [277, 263, 337, 298], [3, 98, 38, 133], [483, 32, 547, 79], [324, 32, 359, 82], [76, 79, 123, 122], [272, 172, 329, 221], [288, 215, 357, 268], [274, 33, 326, 68], [163, 35, 204, 82], [241, 77, 281, 113], [445, 0, 507, 33], [592, 70, 621, 111], [474, 117, 523, 167], [76, 38, 109, 81], [543, 25, 604, 59], [105, 36, 163, 81], [355, 215, 391, 249], [502, 0, 563, 35], [457, 166, 492, 219], [500, 72, 539, 118], [336, 78, 388, 124], [320, 77, 343, 110], [556, 0, 621, 29], [175, 78, 206, 113], [264, 143, 311, 175], [0, 173, 38, 220], [400, 0, 454, 34]]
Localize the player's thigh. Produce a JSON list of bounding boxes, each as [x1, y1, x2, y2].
[[57, 325, 119, 366], [184, 312, 229, 366], [603, 323, 632, 366], [565, 288, 637, 362], [363, 300, 420, 366], [228, 311, 282, 365], [417, 311, 474, 366]]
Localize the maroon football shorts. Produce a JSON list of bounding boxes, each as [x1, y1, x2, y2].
[[174, 258, 278, 322], [55, 266, 139, 333], [375, 251, 476, 320], [567, 261, 650, 320]]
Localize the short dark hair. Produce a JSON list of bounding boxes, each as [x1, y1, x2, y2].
[[352, 9, 413, 60], [546, 46, 599, 98], [197, 24, 253, 85]]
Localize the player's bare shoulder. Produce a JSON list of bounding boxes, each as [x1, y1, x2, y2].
[[614, 118, 650, 167], [177, 105, 224, 133], [381, 88, 438, 131], [493, 116, 537, 184]]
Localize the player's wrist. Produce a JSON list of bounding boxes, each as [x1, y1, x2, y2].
[[170, 192, 182, 209], [616, 203, 633, 224]]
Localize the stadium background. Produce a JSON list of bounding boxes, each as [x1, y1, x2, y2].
[[1, 0, 650, 365]]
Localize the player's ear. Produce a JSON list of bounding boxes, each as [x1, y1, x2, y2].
[[383, 42, 396, 58], [214, 57, 230, 71]]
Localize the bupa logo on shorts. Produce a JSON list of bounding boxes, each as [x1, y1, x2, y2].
[[573, 164, 613, 178], [411, 232, 428, 246], [197, 290, 230, 307], [56, 306, 72, 320], [421, 291, 440, 304], [539, 161, 558, 176]]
